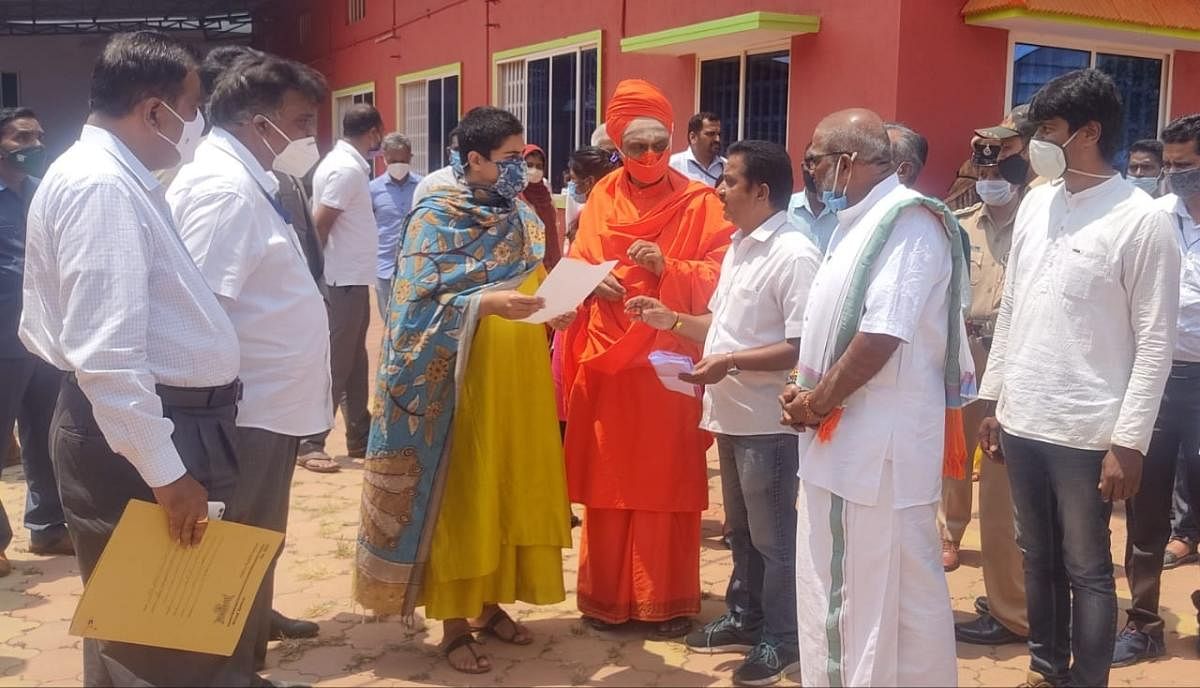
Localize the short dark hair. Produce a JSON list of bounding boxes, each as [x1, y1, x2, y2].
[[90, 31, 199, 117], [569, 145, 622, 180], [728, 140, 794, 211], [208, 55, 327, 127], [0, 107, 37, 138], [458, 106, 523, 162], [688, 112, 720, 136], [342, 103, 383, 138], [200, 45, 263, 94], [1162, 115, 1200, 156], [1028, 68, 1123, 160], [1128, 138, 1164, 166]]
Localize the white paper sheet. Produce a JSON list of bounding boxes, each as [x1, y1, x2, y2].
[[649, 350, 700, 397], [519, 258, 619, 324]]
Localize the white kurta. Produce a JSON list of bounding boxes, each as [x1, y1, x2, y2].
[[794, 175, 959, 687]]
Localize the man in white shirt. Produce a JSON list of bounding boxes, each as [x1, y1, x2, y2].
[[781, 109, 972, 687], [669, 112, 726, 187], [627, 141, 819, 686], [977, 69, 1179, 687], [19, 31, 262, 686], [1112, 113, 1200, 667], [301, 103, 384, 469], [168, 53, 333, 667]]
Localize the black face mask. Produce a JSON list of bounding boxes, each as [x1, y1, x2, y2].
[[802, 168, 818, 194], [997, 153, 1030, 186]]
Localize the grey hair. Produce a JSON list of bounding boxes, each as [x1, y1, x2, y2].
[[382, 132, 412, 153], [884, 122, 928, 173], [208, 54, 327, 127]]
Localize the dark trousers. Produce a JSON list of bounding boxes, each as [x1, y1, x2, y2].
[[0, 352, 66, 549], [1125, 362, 1200, 636], [716, 433, 799, 648], [232, 426, 300, 664], [52, 375, 262, 687], [300, 285, 370, 456], [1003, 431, 1115, 687], [1170, 469, 1198, 542]]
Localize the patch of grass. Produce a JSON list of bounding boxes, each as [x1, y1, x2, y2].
[[569, 622, 586, 637], [296, 564, 333, 582], [303, 600, 337, 619], [334, 539, 354, 559], [569, 664, 589, 685], [407, 671, 431, 681]]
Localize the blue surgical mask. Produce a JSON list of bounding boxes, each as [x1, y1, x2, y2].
[[492, 157, 529, 201], [820, 152, 855, 213], [1129, 175, 1160, 196], [566, 180, 588, 203]]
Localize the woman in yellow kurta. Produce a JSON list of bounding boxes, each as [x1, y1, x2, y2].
[[354, 106, 573, 674]]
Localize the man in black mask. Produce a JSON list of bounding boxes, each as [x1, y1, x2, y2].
[[0, 107, 70, 572]]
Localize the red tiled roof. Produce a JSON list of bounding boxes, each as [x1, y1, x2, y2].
[[962, 0, 1200, 32]]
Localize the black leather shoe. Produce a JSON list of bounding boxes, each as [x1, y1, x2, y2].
[[269, 611, 319, 640], [955, 614, 1027, 645], [974, 596, 989, 617]]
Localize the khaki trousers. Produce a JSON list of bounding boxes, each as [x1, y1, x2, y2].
[[939, 335, 1028, 635]]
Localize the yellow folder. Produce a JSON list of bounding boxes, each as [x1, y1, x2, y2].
[[69, 499, 284, 656]]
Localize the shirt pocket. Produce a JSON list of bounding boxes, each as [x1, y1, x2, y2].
[[719, 284, 762, 337], [968, 244, 985, 287], [1059, 247, 1110, 303]]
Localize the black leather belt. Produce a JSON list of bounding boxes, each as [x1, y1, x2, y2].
[[67, 373, 242, 409]]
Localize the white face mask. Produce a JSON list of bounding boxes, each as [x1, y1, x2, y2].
[[156, 101, 205, 164], [1028, 133, 1075, 181], [975, 179, 1017, 207], [259, 117, 319, 178], [527, 167, 544, 185], [387, 162, 411, 180]]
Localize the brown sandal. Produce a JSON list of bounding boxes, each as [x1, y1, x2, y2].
[[651, 616, 693, 639], [470, 608, 533, 646], [296, 452, 341, 473], [443, 632, 491, 674]]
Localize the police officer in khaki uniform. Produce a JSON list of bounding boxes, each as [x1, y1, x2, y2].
[[943, 109, 1035, 646]]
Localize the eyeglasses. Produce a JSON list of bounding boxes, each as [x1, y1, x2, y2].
[[802, 150, 854, 168]]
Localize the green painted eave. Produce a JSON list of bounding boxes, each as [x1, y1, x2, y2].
[[620, 11, 819, 54]]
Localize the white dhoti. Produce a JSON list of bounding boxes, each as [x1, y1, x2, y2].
[[795, 464, 957, 687]]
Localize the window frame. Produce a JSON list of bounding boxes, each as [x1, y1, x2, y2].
[[492, 30, 603, 196], [693, 41, 792, 144], [1004, 32, 1172, 136], [347, 0, 365, 24], [330, 81, 375, 141], [395, 62, 463, 175]]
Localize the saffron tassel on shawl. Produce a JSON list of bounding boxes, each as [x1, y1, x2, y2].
[[942, 407, 968, 480]]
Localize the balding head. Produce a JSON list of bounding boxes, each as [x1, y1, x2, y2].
[[807, 108, 896, 209], [813, 109, 892, 165]]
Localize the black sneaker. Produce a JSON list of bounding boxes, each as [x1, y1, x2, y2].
[[684, 613, 756, 654], [733, 641, 800, 687]]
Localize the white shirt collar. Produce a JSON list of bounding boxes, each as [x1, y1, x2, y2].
[[737, 210, 790, 243], [80, 124, 161, 193], [206, 127, 279, 195], [335, 139, 370, 174], [681, 145, 725, 170], [1059, 173, 1124, 208], [837, 173, 902, 226]]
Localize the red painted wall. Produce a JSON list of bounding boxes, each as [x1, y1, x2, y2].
[[252, 0, 1190, 195], [1171, 50, 1200, 120]]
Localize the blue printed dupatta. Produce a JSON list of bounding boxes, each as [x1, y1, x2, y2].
[[354, 187, 545, 616]]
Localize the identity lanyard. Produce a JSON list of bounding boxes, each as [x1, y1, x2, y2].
[[1180, 215, 1200, 253], [254, 181, 293, 226]]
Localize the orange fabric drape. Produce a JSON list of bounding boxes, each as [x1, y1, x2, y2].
[[560, 168, 732, 622]]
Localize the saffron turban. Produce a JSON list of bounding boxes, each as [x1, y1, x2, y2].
[[604, 79, 674, 149]]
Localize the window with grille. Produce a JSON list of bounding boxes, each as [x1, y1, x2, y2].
[[347, 0, 365, 24], [298, 13, 311, 45], [333, 88, 375, 138], [699, 49, 789, 146], [1011, 42, 1165, 169], [0, 73, 17, 108], [496, 44, 598, 192], [399, 74, 459, 175]]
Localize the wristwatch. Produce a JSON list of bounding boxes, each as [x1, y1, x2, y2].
[[726, 352, 741, 377]]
